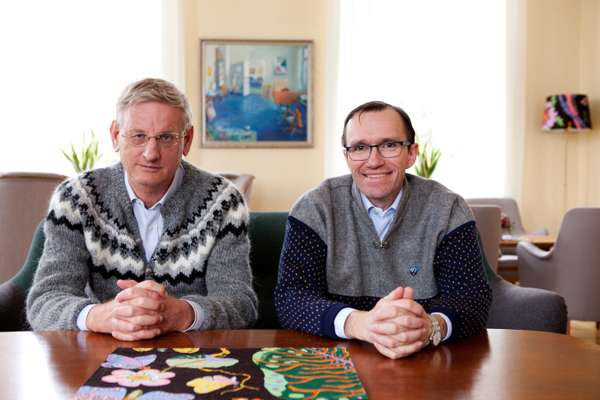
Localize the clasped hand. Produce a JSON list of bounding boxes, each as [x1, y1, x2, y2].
[[345, 287, 431, 359], [87, 279, 194, 341]]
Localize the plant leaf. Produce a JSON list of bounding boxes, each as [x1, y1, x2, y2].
[[61, 131, 101, 174], [413, 134, 441, 178]]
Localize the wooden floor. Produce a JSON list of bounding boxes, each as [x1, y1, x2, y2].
[[570, 320, 600, 345]]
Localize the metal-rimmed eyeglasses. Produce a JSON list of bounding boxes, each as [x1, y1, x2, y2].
[[344, 140, 412, 161], [121, 131, 186, 148]]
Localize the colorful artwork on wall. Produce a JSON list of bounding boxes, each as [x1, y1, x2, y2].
[[200, 40, 313, 148], [74, 347, 368, 399]]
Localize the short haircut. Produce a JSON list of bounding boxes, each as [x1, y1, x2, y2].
[[116, 78, 192, 130], [341, 100, 416, 146]]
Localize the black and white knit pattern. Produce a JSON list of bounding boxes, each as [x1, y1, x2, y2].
[[27, 161, 257, 331]]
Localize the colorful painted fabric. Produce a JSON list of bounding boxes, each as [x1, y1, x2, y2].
[[543, 94, 592, 130], [74, 347, 368, 400]]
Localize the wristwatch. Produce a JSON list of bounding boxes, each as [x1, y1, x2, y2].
[[426, 314, 442, 347]]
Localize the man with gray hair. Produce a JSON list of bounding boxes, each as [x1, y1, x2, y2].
[[27, 78, 257, 340]]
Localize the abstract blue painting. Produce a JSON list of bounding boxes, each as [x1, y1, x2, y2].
[[200, 40, 312, 147]]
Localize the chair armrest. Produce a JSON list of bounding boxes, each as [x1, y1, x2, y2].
[[0, 281, 29, 331], [517, 241, 552, 260], [486, 276, 567, 333], [517, 240, 557, 290]]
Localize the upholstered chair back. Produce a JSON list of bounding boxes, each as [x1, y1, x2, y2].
[[0, 172, 66, 282]]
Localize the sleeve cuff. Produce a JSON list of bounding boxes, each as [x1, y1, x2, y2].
[[182, 300, 203, 332], [431, 312, 452, 341], [321, 303, 350, 339], [333, 307, 356, 339], [77, 304, 95, 331]]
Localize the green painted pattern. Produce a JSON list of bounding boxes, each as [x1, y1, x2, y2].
[[253, 347, 367, 400]]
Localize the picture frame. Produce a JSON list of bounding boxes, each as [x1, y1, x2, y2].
[[200, 39, 313, 148]]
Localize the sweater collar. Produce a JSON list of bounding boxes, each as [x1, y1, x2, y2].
[[351, 174, 413, 238], [351, 175, 411, 212], [124, 164, 184, 210], [360, 188, 403, 214]]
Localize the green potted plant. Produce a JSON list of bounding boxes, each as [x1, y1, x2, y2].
[[62, 131, 101, 174], [414, 135, 441, 178]]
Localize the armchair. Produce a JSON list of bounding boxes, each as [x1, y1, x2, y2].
[[470, 205, 567, 332], [248, 212, 286, 328], [466, 197, 548, 282], [469, 205, 501, 271], [0, 172, 66, 282], [518, 208, 600, 324], [0, 220, 45, 330], [466, 197, 549, 238]]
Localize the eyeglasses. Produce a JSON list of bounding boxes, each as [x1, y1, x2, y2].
[[344, 140, 412, 161], [121, 131, 186, 148]]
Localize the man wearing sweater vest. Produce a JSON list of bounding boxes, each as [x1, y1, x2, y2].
[[27, 78, 257, 340], [275, 101, 491, 358]]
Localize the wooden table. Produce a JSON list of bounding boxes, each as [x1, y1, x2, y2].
[[500, 234, 556, 251], [1, 329, 599, 399]]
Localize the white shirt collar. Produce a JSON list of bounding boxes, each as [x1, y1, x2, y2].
[[360, 188, 403, 214], [124, 164, 185, 209]]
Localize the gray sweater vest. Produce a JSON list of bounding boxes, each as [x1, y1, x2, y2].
[[290, 173, 474, 299]]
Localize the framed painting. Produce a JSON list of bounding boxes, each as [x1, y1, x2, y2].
[[200, 39, 313, 148]]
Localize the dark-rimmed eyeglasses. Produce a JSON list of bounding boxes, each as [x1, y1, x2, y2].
[[121, 131, 186, 148], [344, 140, 412, 161]]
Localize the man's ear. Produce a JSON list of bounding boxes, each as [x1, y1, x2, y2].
[[182, 126, 194, 156], [343, 148, 352, 170], [110, 120, 120, 151], [406, 143, 419, 168]]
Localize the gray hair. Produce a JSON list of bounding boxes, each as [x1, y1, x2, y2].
[[116, 78, 193, 130]]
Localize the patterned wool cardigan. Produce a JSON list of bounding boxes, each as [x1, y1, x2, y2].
[[26, 161, 257, 330]]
